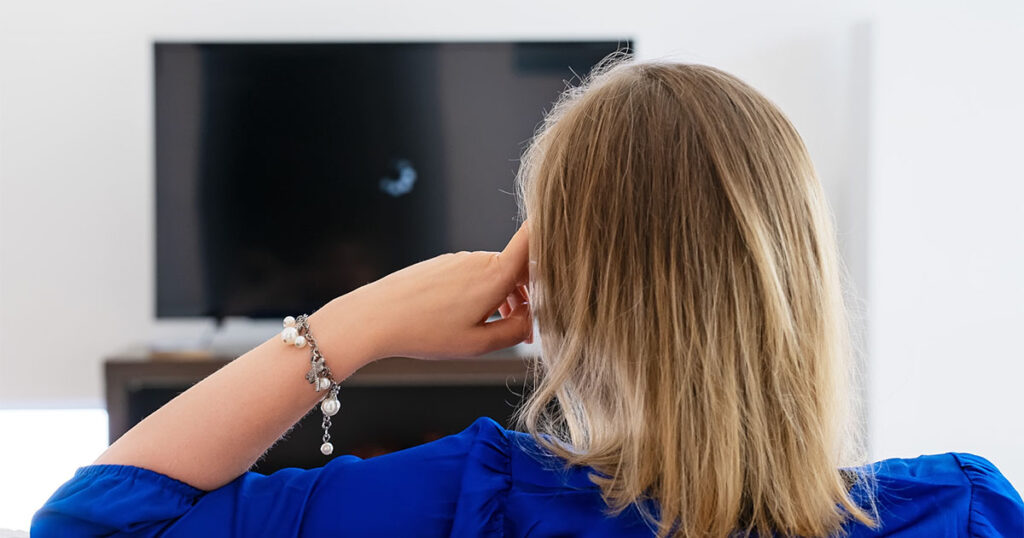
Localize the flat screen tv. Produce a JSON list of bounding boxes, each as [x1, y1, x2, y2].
[[156, 40, 631, 319]]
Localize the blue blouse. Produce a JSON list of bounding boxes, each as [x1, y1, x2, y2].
[[32, 417, 1023, 537]]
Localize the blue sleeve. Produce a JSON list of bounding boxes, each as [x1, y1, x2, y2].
[[953, 453, 1024, 537], [30, 464, 205, 537], [32, 417, 512, 537]]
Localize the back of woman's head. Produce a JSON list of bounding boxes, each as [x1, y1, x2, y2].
[[515, 55, 876, 537]]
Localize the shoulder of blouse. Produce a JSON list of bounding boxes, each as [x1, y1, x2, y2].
[[844, 452, 1023, 537], [951, 453, 1024, 537]]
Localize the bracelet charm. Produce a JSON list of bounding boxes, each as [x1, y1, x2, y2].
[[282, 314, 341, 456], [280, 316, 307, 348]]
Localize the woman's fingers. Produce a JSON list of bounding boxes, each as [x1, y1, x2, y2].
[[492, 285, 532, 343], [499, 222, 530, 286], [479, 299, 532, 351], [509, 286, 533, 343], [495, 222, 530, 325], [511, 286, 527, 311], [499, 284, 528, 318]]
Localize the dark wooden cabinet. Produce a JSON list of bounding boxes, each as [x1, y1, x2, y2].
[[105, 351, 533, 473]]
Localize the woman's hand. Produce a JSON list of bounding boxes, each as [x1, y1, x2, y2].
[[315, 223, 533, 364]]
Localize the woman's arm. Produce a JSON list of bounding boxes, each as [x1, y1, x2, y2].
[[94, 225, 532, 491]]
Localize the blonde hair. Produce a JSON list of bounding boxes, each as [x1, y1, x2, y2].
[[514, 55, 876, 537]]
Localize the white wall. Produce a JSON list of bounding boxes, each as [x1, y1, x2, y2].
[[0, 0, 1021, 486], [0, 410, 107, 531], [0, 0, 872, 405], [867, 10, 1024, 485]]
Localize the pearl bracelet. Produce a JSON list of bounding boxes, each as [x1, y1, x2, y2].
[[281, 314, 341, 456]]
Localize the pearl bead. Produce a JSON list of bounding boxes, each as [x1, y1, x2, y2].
[[317, 377, 332, 391], [283, 316, 296, 327], [320, 442, 334, 455], [293, 335, 306, 348], [281, 326, 298, 344], [321, 396, 340, 416]]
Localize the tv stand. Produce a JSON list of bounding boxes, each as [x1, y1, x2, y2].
[[104, 350, 532, 472]]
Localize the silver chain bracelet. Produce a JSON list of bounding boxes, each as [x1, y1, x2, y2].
[[281, 314, 341, 456]]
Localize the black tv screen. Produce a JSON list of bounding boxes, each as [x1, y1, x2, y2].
[[156, 41, 630, 318]]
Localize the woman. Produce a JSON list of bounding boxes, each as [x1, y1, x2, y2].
[[33, 57, 1022, 537]]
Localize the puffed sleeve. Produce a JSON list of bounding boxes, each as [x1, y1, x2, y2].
[[953, 453, 1024, 537], [448, 417, 511, 537], [32, 417, 513, 537], [31, 464, 205, 537]]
